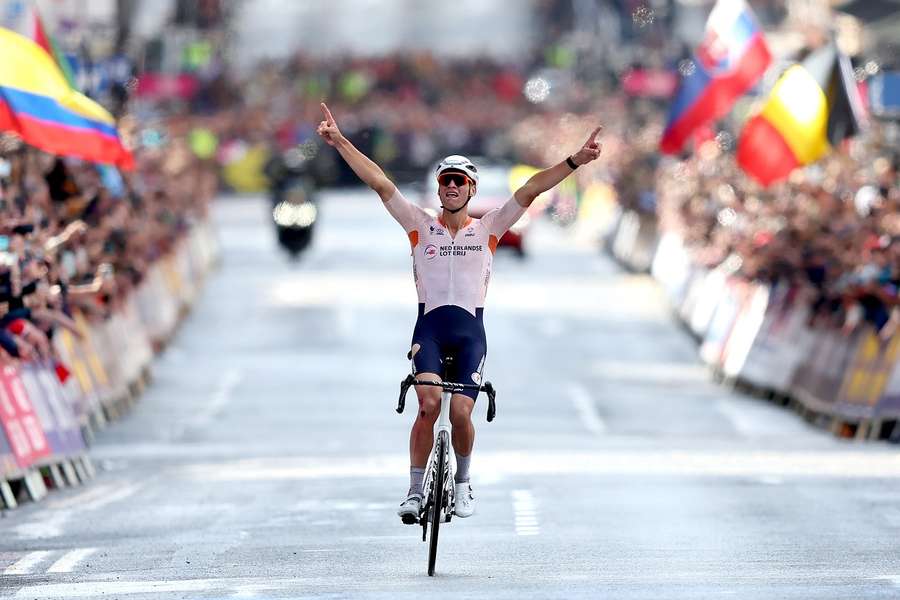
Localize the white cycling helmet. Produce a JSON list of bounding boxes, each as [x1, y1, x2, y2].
[[435, 155, 479, 185]]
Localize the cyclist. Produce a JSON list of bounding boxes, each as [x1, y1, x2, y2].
[[316, 103, 602, 521]]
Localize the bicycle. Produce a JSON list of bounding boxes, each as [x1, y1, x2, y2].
[[397, 354, 497, 576]]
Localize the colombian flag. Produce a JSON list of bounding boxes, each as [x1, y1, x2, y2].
[[0, 27, 133, 169], [659, 0, 771, 155], [31, 8, 78, 90], [736, 43, 864, 186]]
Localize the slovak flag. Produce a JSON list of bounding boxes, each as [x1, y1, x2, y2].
[[659, 0, 772, 155]]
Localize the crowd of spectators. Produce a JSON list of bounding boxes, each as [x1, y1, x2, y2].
[[652, 130, 900, 338], [0, 131, 215, 372], [179, 49, 647, 189]]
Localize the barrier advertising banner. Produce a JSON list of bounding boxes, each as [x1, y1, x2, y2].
[[55, 328, 97, 420], [20, 364, 85, 457], [875, 351, 900, 419], [679, 267, 710, 328], [689, 268, 729, 339], [0, 365, 51, 468], [651, 232, 692, 307], [699, 278, 747, 368], [792, 330, 858, 414], [0, 425, 17, 477], [722, 284, 769, 379], [835, 329, 900, 420], [737, 286, 812, 393]]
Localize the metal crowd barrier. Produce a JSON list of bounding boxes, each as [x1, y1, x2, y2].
[[607, 209, 900, 442], [0, 220, 220, 509]]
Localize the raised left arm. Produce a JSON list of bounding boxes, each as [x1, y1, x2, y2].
[[513, 126, 603, 208], [31, 308, 81, 338]]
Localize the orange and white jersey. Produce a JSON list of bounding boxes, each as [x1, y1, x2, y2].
[[384, 189, 527, 316]]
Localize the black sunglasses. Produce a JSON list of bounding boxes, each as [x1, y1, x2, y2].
[[438, 173, 471, 187]]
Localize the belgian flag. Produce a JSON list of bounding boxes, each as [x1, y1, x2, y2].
[[736, 43, 864, 186]]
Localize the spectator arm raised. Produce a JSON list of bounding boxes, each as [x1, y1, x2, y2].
[[30, 308, 80, 338]]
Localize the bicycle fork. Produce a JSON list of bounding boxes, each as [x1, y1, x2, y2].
[[431, 389, 454, 522]]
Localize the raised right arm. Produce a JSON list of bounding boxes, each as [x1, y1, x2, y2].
[[317, 103, 397, 202], [332, 136, 397, 202]]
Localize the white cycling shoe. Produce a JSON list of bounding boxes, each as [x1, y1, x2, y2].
[[453, 481, 475, 518], [398, 493, 422, 525]]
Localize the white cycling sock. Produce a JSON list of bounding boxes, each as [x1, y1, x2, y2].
[[454, 453, 470, 483], [409, 467, 426, 497]]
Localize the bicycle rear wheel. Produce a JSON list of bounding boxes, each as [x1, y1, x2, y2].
[[427, 430, 448, 576]]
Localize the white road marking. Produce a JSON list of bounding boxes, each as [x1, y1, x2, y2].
[[15, 483, 143, 540], [14, 577, 310, 598], [267, 271, 663, 318], [13, 512, 73, 540], [46, 548, 97, 573], [292, 500, 393, 512], [181, 449, 900, 481], [176, 370, 243, 436], [715, 398, 812, 437], [512, 490, 540, 537], [76, 482, 143, 512], [4, 550, 53, 575], [569, 383, 607, 435], [715, 399, 757, 436], [591, 359, 709, 383], [46, 483, 119, 510], [715, 398, 808, 438], [10, 570, 898, 596]]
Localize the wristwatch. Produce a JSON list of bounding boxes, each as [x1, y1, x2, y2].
[[566, 156, 578, 170]]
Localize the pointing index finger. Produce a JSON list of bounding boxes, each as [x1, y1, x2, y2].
[[320, 102, 335, 125], [587, 126, 603, 145]]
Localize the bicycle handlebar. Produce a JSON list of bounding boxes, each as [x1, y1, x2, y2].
[[397, 375, 497, 422]]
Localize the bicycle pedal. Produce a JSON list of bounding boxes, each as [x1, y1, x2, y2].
[[401, 513, 418, 525]]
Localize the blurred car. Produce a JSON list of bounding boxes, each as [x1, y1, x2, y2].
[[421, 160, 532, 258]]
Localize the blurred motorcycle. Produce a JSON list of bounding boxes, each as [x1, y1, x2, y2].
[[265, 146, 319, 259]]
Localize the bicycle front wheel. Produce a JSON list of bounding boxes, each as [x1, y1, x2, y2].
[[427, 429, 448, 576]]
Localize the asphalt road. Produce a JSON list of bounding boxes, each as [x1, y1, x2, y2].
[[2, 189, 900, 599]]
